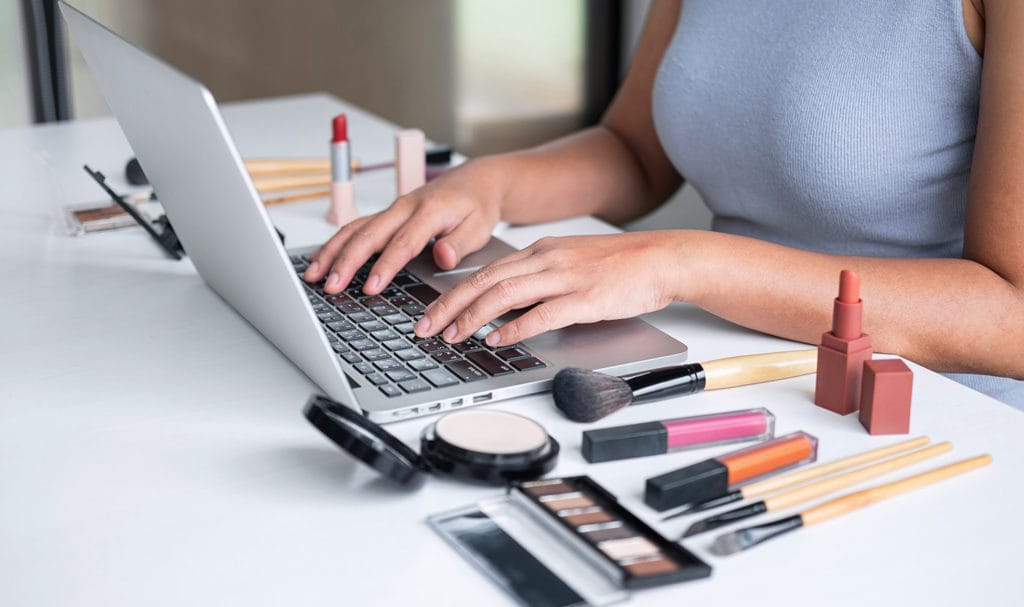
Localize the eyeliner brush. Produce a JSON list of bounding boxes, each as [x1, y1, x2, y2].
[[681, 441, 951, 538], [553, 349, 818, 423], [710, 454, 992, 556], [663, 435, 930, 520]]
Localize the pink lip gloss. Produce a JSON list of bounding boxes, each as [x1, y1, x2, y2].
[[581, 408, 775, 463], [326, 114, 358, 226]]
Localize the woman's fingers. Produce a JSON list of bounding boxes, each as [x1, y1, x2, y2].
[[431, 211, 497, 271], [483, 295, 580, 347]]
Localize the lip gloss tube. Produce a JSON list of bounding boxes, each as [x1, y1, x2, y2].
[[581, 408, 775, 463], [644, 431, 818, 511], [326, 114, 358, 226]]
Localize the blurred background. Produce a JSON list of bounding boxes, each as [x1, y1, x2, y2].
[[2, 0, 709, 229]]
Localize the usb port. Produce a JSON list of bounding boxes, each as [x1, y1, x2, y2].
[[427, 403, 442, 412], [449, 399, 464, 408], [472, 393, 493, 404], [393, 408, 417, 418]]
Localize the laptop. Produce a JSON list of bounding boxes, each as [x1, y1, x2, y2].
[[61, 2, 688, 423]]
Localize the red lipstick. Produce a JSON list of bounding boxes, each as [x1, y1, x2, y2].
[[326, 113, 357, 226], [814, 270, 873, 414], [332, 114, 348, 143]]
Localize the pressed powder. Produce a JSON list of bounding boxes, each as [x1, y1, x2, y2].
[[435, 409, 548, 454], [599, 537, 660, 560]]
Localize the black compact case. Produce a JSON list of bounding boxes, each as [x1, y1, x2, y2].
[[304, 395, 559, 485]]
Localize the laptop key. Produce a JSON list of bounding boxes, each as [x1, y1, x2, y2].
[[362, 349, 390, 361], [331, 342, 350, 353], [386, 369, 416, 382], [419, 339, 447, 353], [396, 349, 425, 361], [495, 346, 531, 361], [327, 320, 356, 333], [511, 357, 546, 371], [339, 330, 364, 342], [395, 321, 416, 334], [379, 384, 403, 398], [446, 360, 487, 382], [405, 283, 440, 305], [383, 339, 412, 352], [432, 350, 461, 364], [354, 362, 374, 375], [371, 329, 398, 342], [350, 339, 375, 351], [392, 272, 420, 287], [374, 358, 403, 372], [366, 373, 389, 386], [399, 378, 431, 394], [452, 340, 483, 354], [465, 350, 515, 376], [422, 368, 459, 388], [382, 313, 407, 325], [401, 303, 426, 316], [359, 320, 387, 333], [360, 295, 388, 307], [325, 332, 339, 343], [341, 352, 362, 364], [409, 358, 438, 371], [349, 311, 374, 323], [370, 304, 399, 316]]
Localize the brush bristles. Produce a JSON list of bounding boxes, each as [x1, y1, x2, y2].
[[552, 367, 634, 423], [709, 530, 749, 556]]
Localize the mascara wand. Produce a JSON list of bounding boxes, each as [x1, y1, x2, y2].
[[553, 349, 817, 423]]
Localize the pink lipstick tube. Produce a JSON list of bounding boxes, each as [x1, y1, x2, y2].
[[581, 408, 775, 463], [326, 114, 358, 226]]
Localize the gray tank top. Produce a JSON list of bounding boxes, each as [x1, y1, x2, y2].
[[652, 0, 1022, 408]]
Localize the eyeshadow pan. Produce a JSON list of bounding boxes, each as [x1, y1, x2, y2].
[[563, 509, 615, 526], [598, 537, 661, 561], [624, 556, 680, 577], [521, 480, 576, 496], [580, 523, 636, 543], [541, 494, 594, 510]]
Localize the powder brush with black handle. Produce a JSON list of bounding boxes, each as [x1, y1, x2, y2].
[[552, 349, 817, 423]]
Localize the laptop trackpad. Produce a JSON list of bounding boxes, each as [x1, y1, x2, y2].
[[410, 237, 518, 293]]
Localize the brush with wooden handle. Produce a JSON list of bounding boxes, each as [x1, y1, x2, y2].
[[709, 454, 992, 556], [665, 435, 931, 518], [681, 441, 950, 537], [552, 349, 818, 423]]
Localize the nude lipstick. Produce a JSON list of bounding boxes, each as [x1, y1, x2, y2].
[[644, 431, 818, 511], [581, 408, 775, 463], [326, 114, 358, 226], [814, 270, 873, 415]]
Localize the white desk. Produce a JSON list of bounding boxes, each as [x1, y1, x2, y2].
[[2, 94, 1022, 606]]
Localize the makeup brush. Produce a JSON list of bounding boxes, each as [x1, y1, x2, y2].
[[709, 454, 992, 556], [552, 349, 817, 423], [663, 435, 930, 519], [681, 441, 950, 538]]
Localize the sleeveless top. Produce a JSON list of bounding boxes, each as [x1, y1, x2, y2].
[[651, 0, 1023, 409]]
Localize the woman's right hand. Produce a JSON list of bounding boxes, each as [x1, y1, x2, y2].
[[302, 157, 507, 296]]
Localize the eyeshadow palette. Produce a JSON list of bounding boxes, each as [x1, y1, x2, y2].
[[429, 476, 710, 606]]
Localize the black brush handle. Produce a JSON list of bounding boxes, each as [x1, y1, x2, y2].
[[733, 514, 804, 550], [625, 363, 706, 402]]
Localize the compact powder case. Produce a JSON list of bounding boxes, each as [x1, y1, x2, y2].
[[304, 395, 559, 486]]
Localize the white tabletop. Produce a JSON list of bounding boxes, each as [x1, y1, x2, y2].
[[2, 93, 1022, 607]]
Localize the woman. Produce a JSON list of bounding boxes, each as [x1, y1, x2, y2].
[[303, 0, 1024, 408]]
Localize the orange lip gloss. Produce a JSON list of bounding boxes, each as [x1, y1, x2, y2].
[[644, 431, 818, 511]]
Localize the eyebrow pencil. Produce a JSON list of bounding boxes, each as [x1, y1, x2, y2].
[[552, 349, 817, 423], [663, 435, 930, 518], [710, 454, 992, 556], [681, 441, 950, 537]]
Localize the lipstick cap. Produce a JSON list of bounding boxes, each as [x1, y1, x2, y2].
[[581, 408, 775, 463], [644, 459, 729, 512]]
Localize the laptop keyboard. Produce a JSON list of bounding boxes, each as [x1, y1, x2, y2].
[[290, 254, 546, 398]]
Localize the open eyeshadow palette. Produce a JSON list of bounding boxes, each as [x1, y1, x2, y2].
[[429, 475, 710, 606]]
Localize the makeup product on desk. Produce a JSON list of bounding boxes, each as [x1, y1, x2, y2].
[[665, 435, 930, 517], [553, 349, 817, 423], [859, 359, 913, 434], [326, 114, 358, 226], [395, 128, 426, 196], [304, 395, 558, 486], [681, 441, 950, 537], [710, 454, 992, 556], [815, 269, 873, 414], [582, 408, 775, 463], [429, 476, 711, 607], [645, 431, 818, 512]]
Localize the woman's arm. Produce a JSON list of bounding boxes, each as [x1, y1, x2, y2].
[[421, 0, 1024, 381]]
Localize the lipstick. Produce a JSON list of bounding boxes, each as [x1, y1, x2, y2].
[[326, 114, 358, 226], [644, 431, 818, 511], [581, 408, 775, 463], [814, 270, 873, 415]]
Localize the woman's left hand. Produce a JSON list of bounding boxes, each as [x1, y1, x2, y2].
[[413, 231, 689, 348]]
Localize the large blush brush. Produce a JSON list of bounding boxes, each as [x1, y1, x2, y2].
[[552, 349, 817, 423]]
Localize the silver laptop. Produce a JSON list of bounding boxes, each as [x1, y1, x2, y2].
[[61, 2, 687, 423]]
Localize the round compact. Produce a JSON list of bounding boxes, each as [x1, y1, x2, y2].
[[304, 395, 559, 487]]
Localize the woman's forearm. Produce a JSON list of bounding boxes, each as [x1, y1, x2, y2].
[[672, 229, 1024, 379]]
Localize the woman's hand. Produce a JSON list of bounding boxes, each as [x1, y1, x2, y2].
[[413, 231, 690, 348], [302, 157, 507, 295]]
